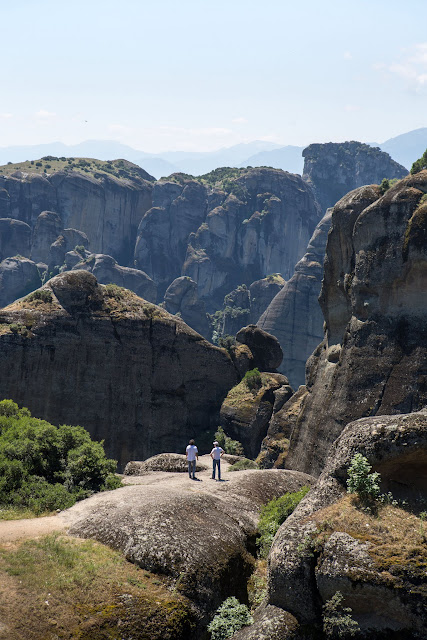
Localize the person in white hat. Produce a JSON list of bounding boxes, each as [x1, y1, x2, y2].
[[210, 441, 225, 480]]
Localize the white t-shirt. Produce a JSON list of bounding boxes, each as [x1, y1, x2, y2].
[[186, 444, 198, 461], [211, 446, 224, 460]]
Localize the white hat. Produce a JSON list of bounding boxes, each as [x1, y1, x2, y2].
[[213, 441, 219, 446]]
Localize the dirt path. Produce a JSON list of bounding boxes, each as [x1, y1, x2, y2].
[[0, 455, 233, 544]]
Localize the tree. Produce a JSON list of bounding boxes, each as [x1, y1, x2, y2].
[[411, 149, 427, 174]]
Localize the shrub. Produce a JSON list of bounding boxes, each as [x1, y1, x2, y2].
[[257, 486, 310, 558], [74, 244, 86, 256], [207, 597, 253, 640], [214, 426, 244, 456], [346, 453, 381, 505], [228, 458, 258, 472], [323, 591, 360, 638], [411, 148, 427, 174], [0, 400, 121, 513], [25, 289, 52, 304], [243, 368, 262, 391]]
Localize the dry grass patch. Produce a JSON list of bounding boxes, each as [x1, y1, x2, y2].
[[0, 533, 194, 640], [310, 494, 427, 586]]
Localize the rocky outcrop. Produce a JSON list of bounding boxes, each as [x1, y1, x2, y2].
[[236, 325, 283, 372], [258, 209, 332, 388], [31, 210, 63, 263], [163, 276, 210, 338], [124, 453, 208, 474], [259, 173, 427, 476], [0, 218, 31, 261], [67, 465, 314, 629], [0, 163, 154, 265], [183, 168, 321, 308], [0, 257, 41, 308], [72, 253, 157, 303], [230, 604, 299, 640], [249, 275, 285, 324], [134, 178, 208, 294], [302, 141, 407, 213], [220, 373, 293, 459], [266, 409, 427, 638], [48, 228, 89, 269], [0, 271, 238, 468]]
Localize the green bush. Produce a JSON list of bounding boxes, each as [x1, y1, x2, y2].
[[346, 453, 381, 505], [323, 591, 360, 638], [228, 458, 258, 472], [257, 486, 310, 558], [214, 426, 244, 456], [0, 400, 121, 513], [25, 289, 52, 304], [411, 148, 427, 174], [243, 368, 262, 391], [207, 597, 253, 640]]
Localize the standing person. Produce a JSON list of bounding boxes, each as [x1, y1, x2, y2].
[[210, 440, 225, 481], [186, 439, 198, 479]]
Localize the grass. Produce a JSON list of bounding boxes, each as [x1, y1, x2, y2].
[[0, 505, 38, 520], [0, 533, 194, 639], [224, 373, 279, 419], [0, 157, 153, 184], [310, 494, 427, 587]]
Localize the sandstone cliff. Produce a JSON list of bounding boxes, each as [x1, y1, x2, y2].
[[259, 173, 427, 476], [0, 271, 238, 469], [302, 141, 407, 213], [257, 209, 332, 388]]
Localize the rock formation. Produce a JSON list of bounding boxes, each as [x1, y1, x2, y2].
[[265, 409, 427, 638], [183, 168, 321, 308], [0, 257, 41, 308], [163, 276, 210, 338], [236, 325, 283, 372], [0, 270, 238, 469], [258, 209, 332, 388], [259, 172, 427, 476], [0, 218, 31, 261], [302, 141, 407, 213]]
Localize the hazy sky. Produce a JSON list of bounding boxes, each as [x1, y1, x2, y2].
[[1, 0, 426, 152]]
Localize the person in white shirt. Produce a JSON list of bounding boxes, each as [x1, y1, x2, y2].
[[210, 441, 225, 481], [186, 439, 198, 479]]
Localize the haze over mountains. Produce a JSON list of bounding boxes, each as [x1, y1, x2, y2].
[[0, 128, 426, 178]]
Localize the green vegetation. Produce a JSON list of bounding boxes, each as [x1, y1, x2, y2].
[[323, 591, 360, 638], [411, 148, 427, 174], [214, 426, 244, 456], [0, 533, 194, 639], [0, 400, 121, 516], [207, 596, 253, 640], [228, 458, 258, 472], [257, 486, 310, 558], [24, 289, 53, 304], [346, 453, 381, 506], [243, 367, 262, 391], [218, 334, 236, 352], [379, 177, 400, 194]]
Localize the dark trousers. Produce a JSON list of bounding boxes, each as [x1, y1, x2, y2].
[[188, 459, 196, 478], [212, 458, 221, 480]]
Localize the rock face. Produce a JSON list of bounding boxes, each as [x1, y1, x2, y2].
[[183, 168, 321, 308], [134, 178, 208, 295], [31, 211, 63, 263], [236, 325, 283, 372], [67, 466, 314, 629], [259, 173, 427, 476], [163, 276, 210, 338], [258, 209, 332, 388], [0, 271, 239, 469], [266, 409, 427, 638], [220, 373, 293, 459], [302, 141, 407, 213], [249, 275, 285, 324], [0, 257, 41, 308], [72, 253, 157, 303], [0, 218, 31, 261], [0, 164, 154, 265]]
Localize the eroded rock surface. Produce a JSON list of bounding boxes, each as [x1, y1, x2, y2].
[[236, 325, 283, 372], [0, 218, 31, 261], [0, 271, 238, 468], [163, 276, 210, 337], [260, 173, 427, 475], [266, 409, 427, 638], [0, 257, 41, 308]]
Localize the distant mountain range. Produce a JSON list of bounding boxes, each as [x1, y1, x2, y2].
[[0, 128, 426, 178]]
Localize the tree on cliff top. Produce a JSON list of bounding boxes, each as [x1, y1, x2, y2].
[[411, 149, 427, 174], [0, 399, 121, 514]]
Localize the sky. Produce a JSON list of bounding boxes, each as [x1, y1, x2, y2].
[[1, 0, 427, 153]]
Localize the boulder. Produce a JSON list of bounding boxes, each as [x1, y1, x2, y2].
[[230, 604, 299, 640], [0, 270, 238, 468], [236, 325, 283, 372], [48, 228, 89, 269], [259, 174, 427, 475], [0, 257, 41, 308], [220, 373, 292, 459], [163, 276, 210, 338], [267, 409, 427, 638], [124, 453, 208, 474], [0, 218, 31, 261], [258, 209, 332, 388]]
